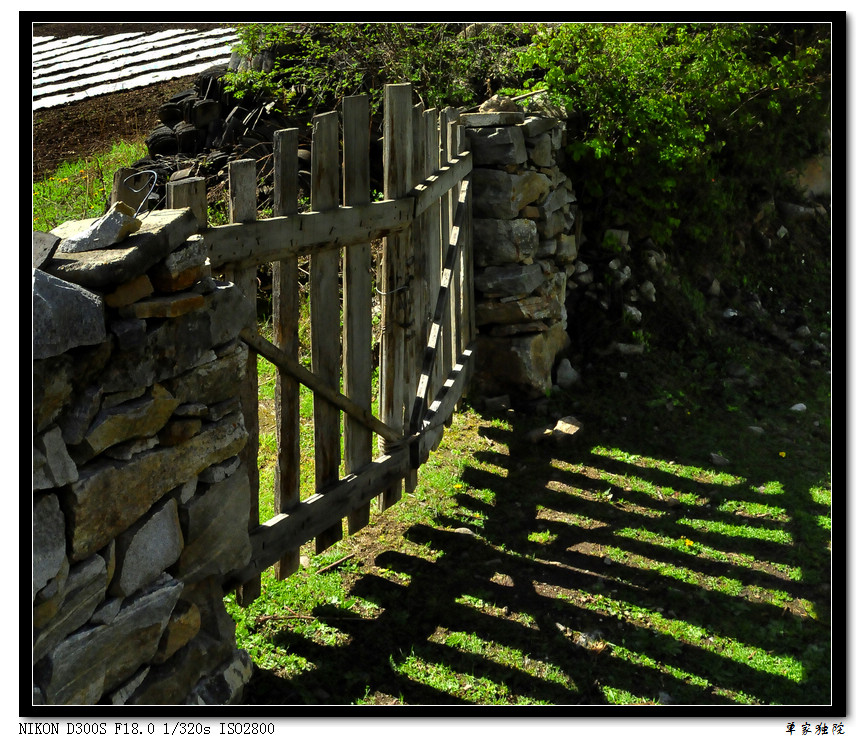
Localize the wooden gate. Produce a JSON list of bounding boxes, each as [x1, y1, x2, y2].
[[169, 83, 474, 604]]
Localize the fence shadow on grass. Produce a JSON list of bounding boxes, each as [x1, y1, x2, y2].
[[242, 407, 833, 708]]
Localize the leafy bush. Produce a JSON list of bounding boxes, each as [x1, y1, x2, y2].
[[224, 23, 528, 119], [512, 23, 831, 254]]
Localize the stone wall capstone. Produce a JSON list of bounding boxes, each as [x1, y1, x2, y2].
[[463, 103, 581, 402], [32, 206, 255, 706]]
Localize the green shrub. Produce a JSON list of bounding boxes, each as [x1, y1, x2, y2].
[[224, 23, 527, 118], [512, 23, 831, 254]]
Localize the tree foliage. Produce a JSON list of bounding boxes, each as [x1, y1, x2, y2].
[[224, 22, 831, 263], [513, 23, 831, 251], [224, 23, 527, 119]]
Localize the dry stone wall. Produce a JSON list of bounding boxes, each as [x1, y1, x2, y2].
[[32, 207, 255, 706], [462, 104, 581, 402]]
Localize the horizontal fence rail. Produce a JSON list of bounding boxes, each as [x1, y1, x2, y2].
[[204, 151, 472, 269], [168, 83, 475, 603]]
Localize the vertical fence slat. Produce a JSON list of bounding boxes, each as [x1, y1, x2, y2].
[[448, 120, 463, 365], [342, 95, 373, 535], [403, 101, 426, 488], [464, 146, 475, 358], [425, 110, 442, 403], [166, 176, 207, 230], [439, 108, 458, 386], [379, 83, 413, 510], [272, 128, 301, 580], [310, 111, 343, 553], [112, 167, 152, 214], [227, 158, 261, 607]]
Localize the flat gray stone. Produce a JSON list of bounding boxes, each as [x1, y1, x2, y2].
[[466, 126, 527, 166], [57, 201, 142, 254], [206, 281, 256, 346], [33, 354, 75, 433], [164, 343, 248, 405], [527, 132, 553, 167], [473, 168, 551, 219], [520, 116, 559, 137], [33, 426, 79, 490], [110, 498, 184, 598], [33, 493, 66, 597], [461, 111, 525, 127], [64, 410, 247, 561], [177, 465, 252, 584], [33, 553, 109, 663], [473, 218, 538, 267], [33, 269, 106, 360], [37, 574, 183, 704], [474, 263, 545, 298], [77, 383, 180, 461], [45, 209, 198, 290], [476, 294, 561, 326], [474, 322, 570, 399], [33, 231, 61, 269]]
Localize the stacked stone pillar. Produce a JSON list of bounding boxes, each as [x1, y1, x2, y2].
[[32, 208, 255, 705], [462, 106, 581, 401]]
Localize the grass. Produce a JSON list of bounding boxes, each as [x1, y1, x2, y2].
[[226, 313, 833, 706], [32, 140, 148, 232]]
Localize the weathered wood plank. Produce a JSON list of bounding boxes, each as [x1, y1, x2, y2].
[[455, 123, 472, 358], [226, 344, 476, 588], [403, 103, 427, 494], [409, 180, 470, 435], [166, 176, 207, 231], [421, 347, 474, 433], [448, 120, 463, 365], [424, 112, 444, 403], [409, 150, 472, 218], [309, 111, 343, 553], [439, 108, 459, 386], [204, 152, 469, 270], [379, 83, 414, 510], [205, 198, 415, 269], [228, 448, 412, 585], [342, 95, 374, 536], [226, 158, 261, 608], [272, 127, 302, 581], [240, 329, 400, 444]]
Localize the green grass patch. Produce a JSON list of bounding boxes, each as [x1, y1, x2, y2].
[[32, 140, 148, 232]]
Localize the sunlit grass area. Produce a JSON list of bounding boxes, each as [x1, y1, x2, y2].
[[32, 140, 148, 232], [227, 364, 832, 706]]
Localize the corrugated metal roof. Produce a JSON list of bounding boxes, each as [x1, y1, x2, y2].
[[32, 27, 237, 111]]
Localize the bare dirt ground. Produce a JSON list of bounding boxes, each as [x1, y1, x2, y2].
[[31, 22, 230, 181]]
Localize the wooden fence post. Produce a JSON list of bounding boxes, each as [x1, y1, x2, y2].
[[439, 108, 459, 389], [379, 83, 414, 510], [309, 111, 343, 553], [111, 167, 151, 214], [272, 128, 301, 580], [448, 119, 463, 365], [342, 95, 374, 535], [227, 158, 261, 607], [425, 110, 443, 404], [167, 176, 207, 230]]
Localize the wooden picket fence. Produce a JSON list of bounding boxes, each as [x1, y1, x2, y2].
[[168, 83, 474, 605]]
